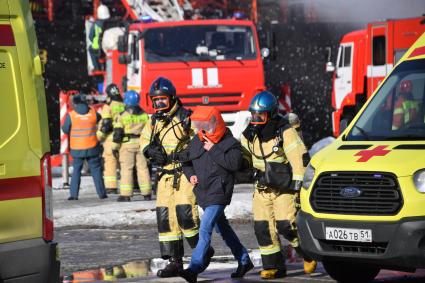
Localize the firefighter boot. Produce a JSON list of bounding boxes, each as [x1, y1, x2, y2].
[[179, 268, 197, 283], [143, 194, 152, 201], [106, 188, 118, 194], [260, 268, 286, 280], [117, 196, 131, 202], [231, 259, 254, 278], [157, 257, 183, 278], [303, 259, 317, 274]]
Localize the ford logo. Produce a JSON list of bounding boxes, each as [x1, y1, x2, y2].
[[340, 187, 362, 198]]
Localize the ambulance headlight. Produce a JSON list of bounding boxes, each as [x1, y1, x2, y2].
[[302, 163, 315, 190], [413, 169, 425, 193]]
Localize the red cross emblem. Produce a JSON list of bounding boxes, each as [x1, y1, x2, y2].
[[354, 145, 391, 162]]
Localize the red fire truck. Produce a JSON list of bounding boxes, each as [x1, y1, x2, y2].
[[329, 16, 425, 136], [91, 0, 266, 139]]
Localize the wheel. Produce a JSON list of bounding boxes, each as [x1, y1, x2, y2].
[[323, 260, 380, 283]]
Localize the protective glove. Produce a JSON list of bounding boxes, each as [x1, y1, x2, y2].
[[100, 119, 113, 134], [112, 149, 119, 160], [144, 145, 167, 165]]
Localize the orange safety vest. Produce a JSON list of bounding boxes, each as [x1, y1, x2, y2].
[[70, 108, 98, 150]]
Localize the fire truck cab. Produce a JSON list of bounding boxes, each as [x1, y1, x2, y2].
[[108, 18, 265, 139], [330, 16, 425, 137], [299, 32, 425, 282], [0, 1, 60, 282]]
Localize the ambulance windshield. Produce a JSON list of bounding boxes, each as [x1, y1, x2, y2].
[[346, 59, 425, 141], [144, 25, 257, 62]]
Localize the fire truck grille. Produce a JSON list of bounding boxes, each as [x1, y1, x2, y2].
[[319, 239, 387, 255], [179, 93, 242, 107], [310, 172, 403, 215]]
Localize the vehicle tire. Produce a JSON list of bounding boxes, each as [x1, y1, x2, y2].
[[323, 260, 380, 283]]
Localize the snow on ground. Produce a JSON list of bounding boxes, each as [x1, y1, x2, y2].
[[53, 176, 254, 228]]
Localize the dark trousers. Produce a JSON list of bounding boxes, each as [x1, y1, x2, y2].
[[89, 46, 101, 71], [70, 156, 106, 198]]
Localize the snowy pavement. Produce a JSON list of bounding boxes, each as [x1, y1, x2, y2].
[[52, 176, 254, 228]]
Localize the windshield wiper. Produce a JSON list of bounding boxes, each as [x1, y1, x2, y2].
[[385, 135, 425, 140], [353, 125, 371, 141], [147, 50, 190, 66], [177, 49, 217, 66]]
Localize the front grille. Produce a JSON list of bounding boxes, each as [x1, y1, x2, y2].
[[179, 93, 242, 107], [310, 172, 403, 215], [319, 239, 387, 255]]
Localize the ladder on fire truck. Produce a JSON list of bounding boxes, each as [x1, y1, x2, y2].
[[121, 0, 192, 21]]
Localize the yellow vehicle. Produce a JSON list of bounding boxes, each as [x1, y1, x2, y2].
[[0, 1, 60, 282], [298, 32, 425, 283]]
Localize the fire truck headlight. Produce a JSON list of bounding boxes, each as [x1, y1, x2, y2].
[[413, 169, 425, 193], [302, 163, 315, 190]]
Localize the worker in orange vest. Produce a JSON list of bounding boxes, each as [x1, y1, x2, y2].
[[62, 94, 107, 200]]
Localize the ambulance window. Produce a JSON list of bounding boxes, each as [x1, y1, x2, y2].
[[346, 59, 425, 141], [373, 36, 386, 66], [343, 46, 352, 67], [0, 50, 20, 146]]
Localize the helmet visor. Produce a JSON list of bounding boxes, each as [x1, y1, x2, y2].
[[250, 111, 268, 125], [193, 116, 217, 134], [151, 96, 170, 111]]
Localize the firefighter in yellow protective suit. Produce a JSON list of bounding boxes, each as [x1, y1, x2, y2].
[[112, 90, 151, 202], [140, 77, 200, 278], [97, 84, 125, 194], [241, 91, 317, 280]]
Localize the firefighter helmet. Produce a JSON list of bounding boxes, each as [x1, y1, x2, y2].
[[149, 77, 176, 112], [105, 83, 121, 101], [123, 90, 140, 106], [248, 91, 278, 124], [399, 80, 412, 94], [97, 4, 110, 20]]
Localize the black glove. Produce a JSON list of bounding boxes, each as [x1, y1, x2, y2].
[[112, 149, 119, 160], [100, 119, 113, 134], [144, 145, 167, 165]]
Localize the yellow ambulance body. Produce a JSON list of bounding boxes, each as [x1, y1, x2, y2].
[[0, 1, 60, 282], [298, 32, 425, 282]]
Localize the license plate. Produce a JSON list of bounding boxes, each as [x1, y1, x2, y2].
[[325, 227, 372, 242]]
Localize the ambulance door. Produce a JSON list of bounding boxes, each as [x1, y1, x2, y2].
[[334, 43, 353, 110]]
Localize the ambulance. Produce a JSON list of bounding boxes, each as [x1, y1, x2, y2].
[[0, 1, 60, 282], [298, 32, 425, 282]]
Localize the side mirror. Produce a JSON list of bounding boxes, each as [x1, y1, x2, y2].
[[117, 35, 127, 52], [34, 55, 44, 75], [119, 54, 132, 64], [325, 46, 335, 72], [340, 118, 349, 133], [326, 61, 335, 72], [261, 48, 270, 59]]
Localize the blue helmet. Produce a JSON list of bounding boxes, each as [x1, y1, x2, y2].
[[123, 90, 140, 106], [249, 91, 278, 117]]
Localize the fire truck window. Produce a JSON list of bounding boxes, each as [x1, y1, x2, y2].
[[343, 46, 352, 67], [337, 46, 343, 68], [373, 36, 386, 66], [394, 50, 407, 65], [143, 25, 257, 62]]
